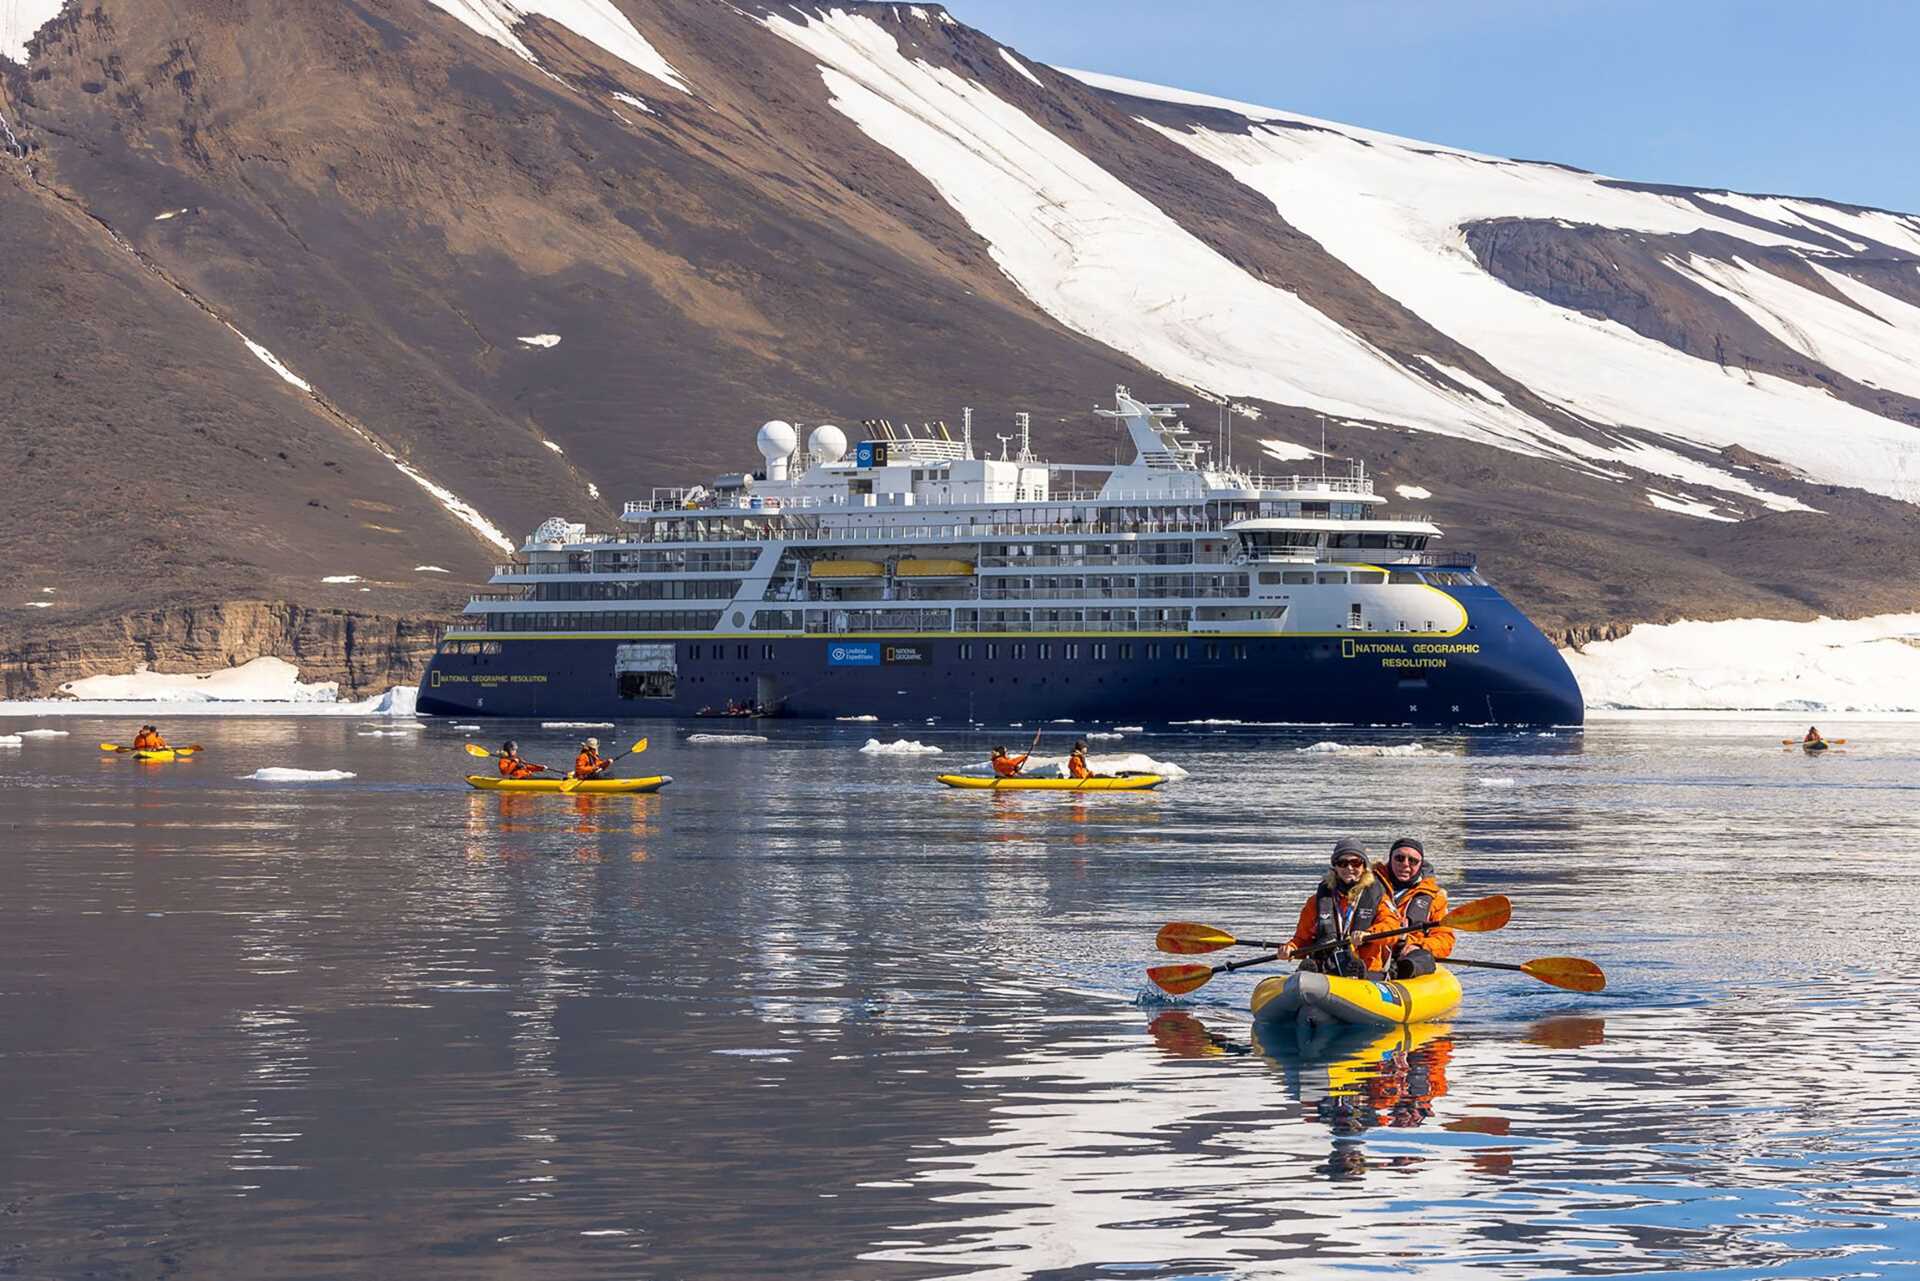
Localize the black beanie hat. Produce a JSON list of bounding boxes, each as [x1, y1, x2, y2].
[[1389, 836, 1424, 858]]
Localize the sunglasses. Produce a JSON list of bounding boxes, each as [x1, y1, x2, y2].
[[1390, 851, 1422, 862], [1333, 858, 1366, 869]]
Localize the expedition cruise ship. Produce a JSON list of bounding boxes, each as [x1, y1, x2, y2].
[[416, 390, 1584, 726]]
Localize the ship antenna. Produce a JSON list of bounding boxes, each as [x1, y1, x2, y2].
[[1016, 412, 1031, 462], [995, 432, 1013, 462], [1318, 413, 1328, 480], [962, 406, 974, 458]]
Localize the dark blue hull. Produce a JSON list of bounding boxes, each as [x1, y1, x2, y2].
[[418, 588, 1583, 727]]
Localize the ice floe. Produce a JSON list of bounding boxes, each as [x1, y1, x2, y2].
[[16, 729, 68, 737], [689, 734, 768, 744], [1295, 741, 1440, 757], [1565, 612, 1920, 711], [0, 735, 21, 746], [1477, 777, 1517, 788], [1084, 732, 1124, 740], [542, 721, 614, 728], [836, 714, 879, 722], [242, 768, 357, 782], [859, 738, 942, 755], [1112, 725, 1144, 733]]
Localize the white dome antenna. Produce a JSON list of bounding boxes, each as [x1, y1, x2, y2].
[[757, 419, 797, 480], [808, 423, 848, 465]]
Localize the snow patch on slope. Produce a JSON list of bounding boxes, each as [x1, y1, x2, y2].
[[0, 2, 63, 64], [423, 0, 689, 93], [1565, 613, 1920, 711], [998, 48, 1043, 87], [519, 333, 562, 348], [761, 10, 1576, 443], [1646, 489, 1739, 522]]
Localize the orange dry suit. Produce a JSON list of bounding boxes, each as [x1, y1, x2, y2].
[[1286, 867, 1404, 978], [991, 752, 1028, 778], [573, 749, 611, 779], [499, 754, 542, 780], [1067, 748, 1092, 779], [1374, 862, 1456, 974]]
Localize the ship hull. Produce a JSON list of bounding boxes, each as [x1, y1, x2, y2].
[[418, 588, 1582, 727]]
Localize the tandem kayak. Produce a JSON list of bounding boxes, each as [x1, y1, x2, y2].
[[1251, 966, 1462, 1029], [465, 774, 673, 794], [133, 749, 179, 763], [936, 774, 1165, 791]]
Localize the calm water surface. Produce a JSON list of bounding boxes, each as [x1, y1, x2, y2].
[[3, 717, 1918, 1279]]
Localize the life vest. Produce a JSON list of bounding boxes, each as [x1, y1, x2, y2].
[[1393, 884, 1437, 928], [992, 753, 1025, 778], [1309, 878, 1389, 978], [575, 751, 608, 777], [1067, 751, 1091, 779]]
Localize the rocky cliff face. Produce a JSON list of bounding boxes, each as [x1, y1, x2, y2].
[[4, 0, 1919, 692]]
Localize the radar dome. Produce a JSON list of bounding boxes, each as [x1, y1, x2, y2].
[[808, 423, 848, 464], [756, 420, 797, 462]]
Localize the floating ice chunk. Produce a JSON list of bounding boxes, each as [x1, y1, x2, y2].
[[543, 720, 614, 728], [1112, 725, 1144, 733], [859, 738, 942, 755], [689, 733, 768, 744], [242, 767, 356, 782], [1296, 741, 1439, 757], [1084, 732, 1124, 740], [836, 714, 879, 722], [0, 735, 21, 746], [1478, 776, 1517, 788], [518, 333, 562, 348], [451, 723, 483, 731], [16, 729, 68, 737]]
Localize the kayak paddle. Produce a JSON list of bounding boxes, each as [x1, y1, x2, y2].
[[561, 736, 648, 793], [1155, 894, 1513, 955], [1781, 738, 1845, 746], [1447, 956, 1606, 992], [1147, 899, 1512, 995], [102, 742, 201, 754], [464, 742, 556, 773]]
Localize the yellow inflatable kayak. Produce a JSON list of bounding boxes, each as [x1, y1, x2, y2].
[[1251, 966, 1462, 1029], [134, 748, 179, 763], [465, 774, 672, 794], [936, 774, 1165, 791]]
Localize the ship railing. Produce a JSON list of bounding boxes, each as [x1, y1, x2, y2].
[[468, 592, 526, 603], [978, 552, 1229, 568], [978, 587, 1247, 602]]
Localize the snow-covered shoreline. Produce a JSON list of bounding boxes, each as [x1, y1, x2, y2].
[[1564, 612, 1920, 712], [0, 657, 419, 718]]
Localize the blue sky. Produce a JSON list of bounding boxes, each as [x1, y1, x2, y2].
[[945, 1, 1917, 214]]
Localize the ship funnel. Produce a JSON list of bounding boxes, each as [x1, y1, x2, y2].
[[757, 419, 797, 480]]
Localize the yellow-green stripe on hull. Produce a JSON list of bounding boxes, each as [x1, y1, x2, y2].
[[465, 774, 673, 794], [1251, 967, 1462, 1028], [935, 774, 1165, 791]]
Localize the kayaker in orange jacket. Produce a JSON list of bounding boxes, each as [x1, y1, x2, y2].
[[991, 746, 1029, 778], [1280, 837, 1403, 978], [1067, 740, 1093, 779], [1374, 836, 1455, 979], [133, 725, 168, 751], [497, 740, 544, 779], [572, 738, 612, 779]]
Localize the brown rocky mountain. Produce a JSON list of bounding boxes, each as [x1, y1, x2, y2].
[[4, 0, 1918, 696]]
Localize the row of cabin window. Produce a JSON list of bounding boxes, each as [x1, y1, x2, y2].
[[953, 641, 1248, 662]]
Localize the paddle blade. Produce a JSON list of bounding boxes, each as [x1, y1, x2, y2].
[[1444, 894, 1512, 933], [628, 737, 649, 756], [1147, 962, 1217, 996], [464, 743, 494, 757], [559, 776, 583, 794], [1520, 957, 1607, 993], [1156, 922, 1239, 955], [99, 742, 124, 752]]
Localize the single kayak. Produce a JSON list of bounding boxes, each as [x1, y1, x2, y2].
[[465, 774, 673, 794], [936, 774, 1165, 791], [1251, 966, 1462, 1029]]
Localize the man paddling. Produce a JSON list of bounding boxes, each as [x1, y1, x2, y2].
[[572, 737, 613, 780], [497, 740, 544, 779], [133, 724, 168, 751], [1374, 836, 1455, 978], [1278, 837, 1403, 979], [990, 745, 1029, 778], [1804, 726, 1825, 746]]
